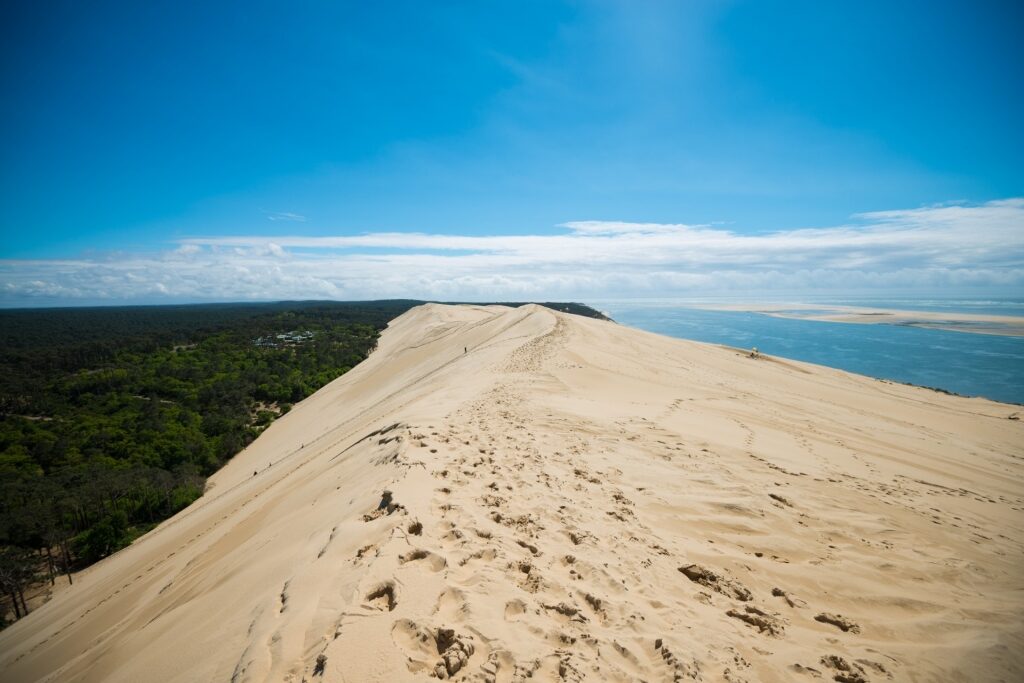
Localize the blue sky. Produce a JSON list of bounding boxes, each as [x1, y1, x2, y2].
[[1, 1, 1022, 305]]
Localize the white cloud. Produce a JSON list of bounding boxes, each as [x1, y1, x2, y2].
[[557, 221, 707, 235], [264, 211, 307, 222], [2, 199, 1022, 305], [169, 243, 202, 257]]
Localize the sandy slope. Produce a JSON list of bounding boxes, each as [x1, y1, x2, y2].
[[1, 304, 1022, 683]]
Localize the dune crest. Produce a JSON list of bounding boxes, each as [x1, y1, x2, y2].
[[2, 303, 1022, 682]]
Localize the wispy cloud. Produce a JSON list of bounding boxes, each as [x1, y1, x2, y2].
[[2, 199, 1022, 305], [264, 211, 307, 222], [557, 221, 709, 235]]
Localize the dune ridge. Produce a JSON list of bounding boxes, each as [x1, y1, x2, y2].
[[1, 303, 1022, 683]]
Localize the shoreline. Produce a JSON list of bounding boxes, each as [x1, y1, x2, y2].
[[686, 302, 1024, 337], [596, 301, 1024, 405], [707, 340, 1024, 408]]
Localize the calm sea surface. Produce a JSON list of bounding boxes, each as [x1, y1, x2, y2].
[[593, 299, 1024, 405]]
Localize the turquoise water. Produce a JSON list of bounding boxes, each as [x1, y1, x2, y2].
[[594, 300, 1024, 405]]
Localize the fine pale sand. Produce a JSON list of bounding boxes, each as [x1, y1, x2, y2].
[[692, 302, 1024, 337], [1, 304, 1022, 683]]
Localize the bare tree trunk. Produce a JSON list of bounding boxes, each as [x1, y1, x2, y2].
[[16, 585, 29, 616], [44, 546, 56, 586], [8, 589, 21, 619], [59, 540, 73, 585]]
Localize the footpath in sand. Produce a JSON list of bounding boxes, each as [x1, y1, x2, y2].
[[1, 304, 1022, 683]]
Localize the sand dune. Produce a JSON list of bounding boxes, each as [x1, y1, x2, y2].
[[1, 304, 1022, 683]]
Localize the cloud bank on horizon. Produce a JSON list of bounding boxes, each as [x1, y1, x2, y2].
[[2, 199, 1022, 306]]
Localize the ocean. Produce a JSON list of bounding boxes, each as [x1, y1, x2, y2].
[[594, 299, 1024, 405]]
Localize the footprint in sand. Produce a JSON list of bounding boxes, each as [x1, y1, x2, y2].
[[391, 621, 476, 679], [480, 651, 517, 683], [458, 548, 496, 566], [504, 599, 528, 622], [399, 548, 447, 571], [365, 582, 397, 611], [434, 588, 469, 621], [509, 560, 543, 593]]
